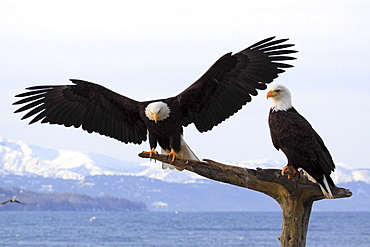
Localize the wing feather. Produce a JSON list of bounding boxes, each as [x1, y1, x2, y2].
[[268, 108, 335, 177], [177, 37, 297, 132], [13, 79, 147, 144]]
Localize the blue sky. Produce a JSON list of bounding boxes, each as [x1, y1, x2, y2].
[[1, 0, 369, 169]]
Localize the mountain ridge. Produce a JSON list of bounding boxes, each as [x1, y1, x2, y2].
[[1, 136, 369, 211], [1, 136, 369, 184]]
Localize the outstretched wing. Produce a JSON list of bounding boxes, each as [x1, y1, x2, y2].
[[13, 79, 147, 144], [177, 37, 297, 132]]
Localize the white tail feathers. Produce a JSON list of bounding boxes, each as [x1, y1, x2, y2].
[[303, 170, 333, 199], [161, 136, 200, 171], [322, 175, 334, 199]]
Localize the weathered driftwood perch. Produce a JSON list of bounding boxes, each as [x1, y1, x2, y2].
[[139, 152, 352, 247]]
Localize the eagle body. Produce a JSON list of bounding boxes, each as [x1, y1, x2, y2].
[[14, 37, 297, 167], [267, 84, 335, 198], [140, 100, 184, 154]]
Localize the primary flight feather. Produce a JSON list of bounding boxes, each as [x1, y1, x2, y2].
[[14, 37, 297, 168]]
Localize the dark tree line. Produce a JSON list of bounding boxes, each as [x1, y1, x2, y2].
[[0, 187, 146, 211]]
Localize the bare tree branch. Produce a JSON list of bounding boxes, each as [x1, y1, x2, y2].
[[139, 152, 352, 247]]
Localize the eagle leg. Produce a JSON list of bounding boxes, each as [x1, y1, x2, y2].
[[281, 165, 299, 179], [143, 148, 158, 158], [167, 149, 178, 162]]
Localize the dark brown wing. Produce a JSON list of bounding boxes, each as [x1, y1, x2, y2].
[[268, 108, 335, 177], [13, 79, 147, 144], [177, 37, 297, 132], [13, 199, 25, 204]]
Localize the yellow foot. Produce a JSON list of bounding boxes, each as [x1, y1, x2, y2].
[[281, 165, 299, 179], [167, 149, 178, 162], [143, 148, 158, 158]]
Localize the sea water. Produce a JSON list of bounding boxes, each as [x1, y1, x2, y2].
[[0, 211, 369, 246]]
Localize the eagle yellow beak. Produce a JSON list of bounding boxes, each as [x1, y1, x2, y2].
[[266, 90, 278, 99], [152, 113, 158, 123]]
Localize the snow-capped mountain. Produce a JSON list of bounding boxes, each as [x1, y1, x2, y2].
[[1, 136, 369, 212], [0, 136, 202, 182], [1, 136, 369, 185]]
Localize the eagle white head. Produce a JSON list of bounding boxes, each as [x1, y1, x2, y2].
[[145, 101, 171, 123], [266, 83, 292, 112]]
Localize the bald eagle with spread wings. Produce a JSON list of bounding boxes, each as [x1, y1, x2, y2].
[[1, 199, 25, 205], [14, 37, 296, 169], [267, 84, 336, 198]]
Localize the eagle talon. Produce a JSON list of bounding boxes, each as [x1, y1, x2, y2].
[[143, 148, 158, 158], [281, 166, 299, 179], [167, 149, 178, 162]]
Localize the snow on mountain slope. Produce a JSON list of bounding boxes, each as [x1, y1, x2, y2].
[[235, 160, 370, 185], [0, 136, 200, 182], [1, 136, 127, 179], [1, 136, 369, 185]]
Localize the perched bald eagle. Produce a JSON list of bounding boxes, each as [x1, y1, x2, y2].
[[266, 84, 335, 198], [13, 37, 296, 169]]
